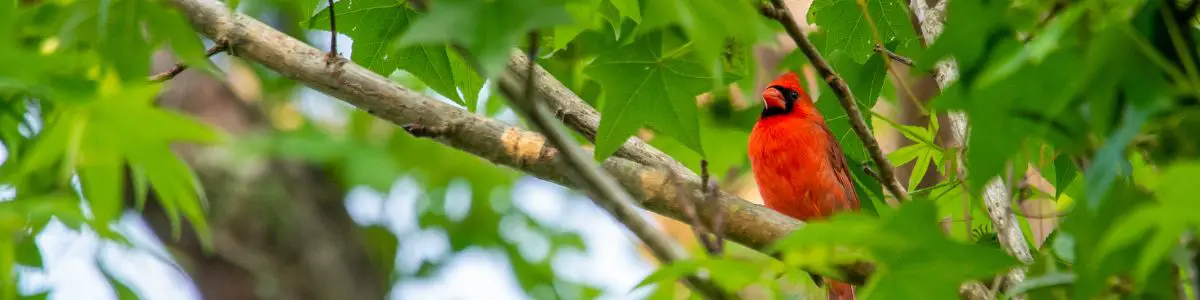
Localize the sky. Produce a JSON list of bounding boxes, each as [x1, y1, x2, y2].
[[7, 29, 656, 300]]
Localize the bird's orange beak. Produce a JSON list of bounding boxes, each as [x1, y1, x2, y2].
[[762, 86, 786, 109]]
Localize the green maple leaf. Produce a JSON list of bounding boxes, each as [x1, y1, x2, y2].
[[398, 0, 572, 79], [584, 30, 734, 159], [609, 0, 640, 23], [864, 201, 1019, 299], [553, 0, 604, 52], [306, 0, 410, 75], [307, 0, 483, 108], [811, 0, 918, 63]]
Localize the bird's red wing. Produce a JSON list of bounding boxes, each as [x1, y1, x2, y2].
[[821, 125, 861, 212]]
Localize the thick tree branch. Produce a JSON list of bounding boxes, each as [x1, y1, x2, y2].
[[762, 0, 911, 203], [908, 0, 1034, 293], [166, 0, 875, 285]]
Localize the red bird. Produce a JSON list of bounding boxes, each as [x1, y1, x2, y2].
[[748, 72, 859, 300]]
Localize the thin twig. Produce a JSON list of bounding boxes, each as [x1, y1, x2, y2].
[[874, 44, 913, 66], [710, 166, 737, 253], [325, 0, 338, 59], [1021, 1, 1067, 43], [673, 168, 708, 249], [861, 162, 883, 185], [676, 160, 726, 256], [148, 43, 228, 82], [503, 32, 726, 299], [761, 0, 911, 203], [705, 184, 725, 254]]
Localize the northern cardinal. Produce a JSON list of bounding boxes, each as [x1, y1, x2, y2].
[[748, 72, 859, 300]]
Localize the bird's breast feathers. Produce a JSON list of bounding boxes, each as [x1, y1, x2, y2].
[[748, 118, 849, 220]]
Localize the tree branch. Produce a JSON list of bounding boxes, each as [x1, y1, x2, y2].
[[761, 0, 911, 203], [907, 0, 1034, 294], [490, 32, 725, 298], [148, 43, 227, 82], [166, 0, 876, 286]]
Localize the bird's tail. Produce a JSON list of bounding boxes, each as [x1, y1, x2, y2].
[[826, 278, 856, 300]]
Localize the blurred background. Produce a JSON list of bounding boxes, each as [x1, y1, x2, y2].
[[5, 0, 1064, 298]]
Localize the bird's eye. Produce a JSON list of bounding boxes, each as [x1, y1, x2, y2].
[[785, 89, 799, 102]]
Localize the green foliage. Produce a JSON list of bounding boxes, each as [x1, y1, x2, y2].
[[643, 201, 1019, 299], [809, 0, 919, 63], [5, 0, 1200, 298], [398, 0, 572, 78], [773, 200, 1020, 299], [585, 30, 735, 159], [638, 0, 771, 71], [1, 0, 222, 272], [306, 0, 485, 109]]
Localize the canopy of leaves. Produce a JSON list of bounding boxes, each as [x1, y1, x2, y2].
[[5, 0, 1200, 298]]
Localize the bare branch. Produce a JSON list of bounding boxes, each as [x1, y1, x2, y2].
[[148, 43, 228, 82], [760, 0, 911, 202]]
